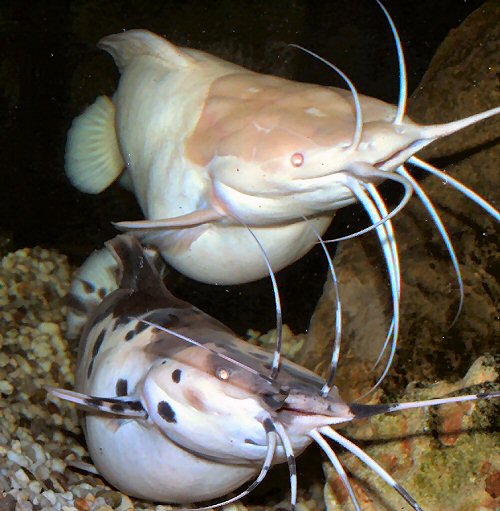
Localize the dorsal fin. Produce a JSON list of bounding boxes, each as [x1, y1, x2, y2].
[[105, 234, 171, 298], [98, 29, 195, 72], [67, 235, 175, 340]]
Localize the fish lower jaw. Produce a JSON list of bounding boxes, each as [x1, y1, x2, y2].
[[377, 138, 435, 172], [279, 407, 350, 435]]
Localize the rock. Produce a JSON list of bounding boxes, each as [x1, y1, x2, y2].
[[324, 356, 499, 511]]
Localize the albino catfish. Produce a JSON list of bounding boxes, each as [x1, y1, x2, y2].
[[49, 235, 499, 511], [65, 2, 499, 290], [64, 3, 499, 386]]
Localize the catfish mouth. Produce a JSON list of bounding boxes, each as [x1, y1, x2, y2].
[[377, 138, 435, 171], [278, 388, 354, 424], [281, 405, 313, 416]]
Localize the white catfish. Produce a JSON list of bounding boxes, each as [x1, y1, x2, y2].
[[65, 7, 499, 288], [49, 235, 499, 510]]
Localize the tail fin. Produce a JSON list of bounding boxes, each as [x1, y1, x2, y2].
[[65, 96, 124, 194], [66, 235, 167, 339]]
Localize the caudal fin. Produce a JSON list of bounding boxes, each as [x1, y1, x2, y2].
[[66, 244, 120, 339], [65, 95, 124, 194]]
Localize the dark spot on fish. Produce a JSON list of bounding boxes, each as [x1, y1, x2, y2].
[[134, 319, 150, 335], [86, 397, 103, 407], [87, 359, 95, 379], [113, 315, 131, 331], [86, 330, 107, 378], [288, 456, 296, 476], [168, 314, 181, 327], [263, 418, 275, 433], [245, 438, 258, 445], [262, 393, 285, 410], [66, 293, 87, 313], [279, 387, 290, 396], [144, 310, 180, 329], [115, 379, 128, 397], [125, 318, 151, 341], [128, 401, 144, 412], [172, 369, 181, 383], [157, 401, 176, 423], [349, 403, 391, 419], [80, 280, 95, 294], [86, 395, 144, 414], [92, 330, 106, 358]]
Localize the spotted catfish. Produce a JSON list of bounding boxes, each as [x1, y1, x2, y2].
[[49, 235, 499, 510]]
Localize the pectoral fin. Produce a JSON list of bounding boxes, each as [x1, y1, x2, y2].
[[113, 207, 223, 231], [47, 387, 147, 419], [66, 459, 100, 476]]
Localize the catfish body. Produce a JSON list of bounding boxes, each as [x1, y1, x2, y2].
[[62, 235, 346, 502], [65, 30, 498, 285], [66, 31, 333, 284], [53, 235, 500, 509], [71, 237, 265, 502]]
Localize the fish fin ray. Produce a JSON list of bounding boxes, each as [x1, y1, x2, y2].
[[164, 225, 209, 255], [67, 235, 173, 340], [114, 207, 223, 231], [65, 95, 124, 194], [66, 459, 100, 475], [47, 386, 147, 419]]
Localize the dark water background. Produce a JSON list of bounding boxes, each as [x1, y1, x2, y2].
[[0, 0, 487, 335]]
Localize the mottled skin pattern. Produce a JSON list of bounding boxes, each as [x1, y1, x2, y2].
[[50, 235, 499, 510], [60, 235, 350, 503]]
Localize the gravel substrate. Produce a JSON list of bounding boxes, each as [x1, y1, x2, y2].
[[0, 247, 140, 511]]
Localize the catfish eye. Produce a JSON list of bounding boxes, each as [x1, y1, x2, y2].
[[216, 367, 231, 381], [290, 152, 304, 168]]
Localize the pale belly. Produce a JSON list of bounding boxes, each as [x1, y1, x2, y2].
[[146, 214, 334, 284], [84, 416, 258, 503]]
